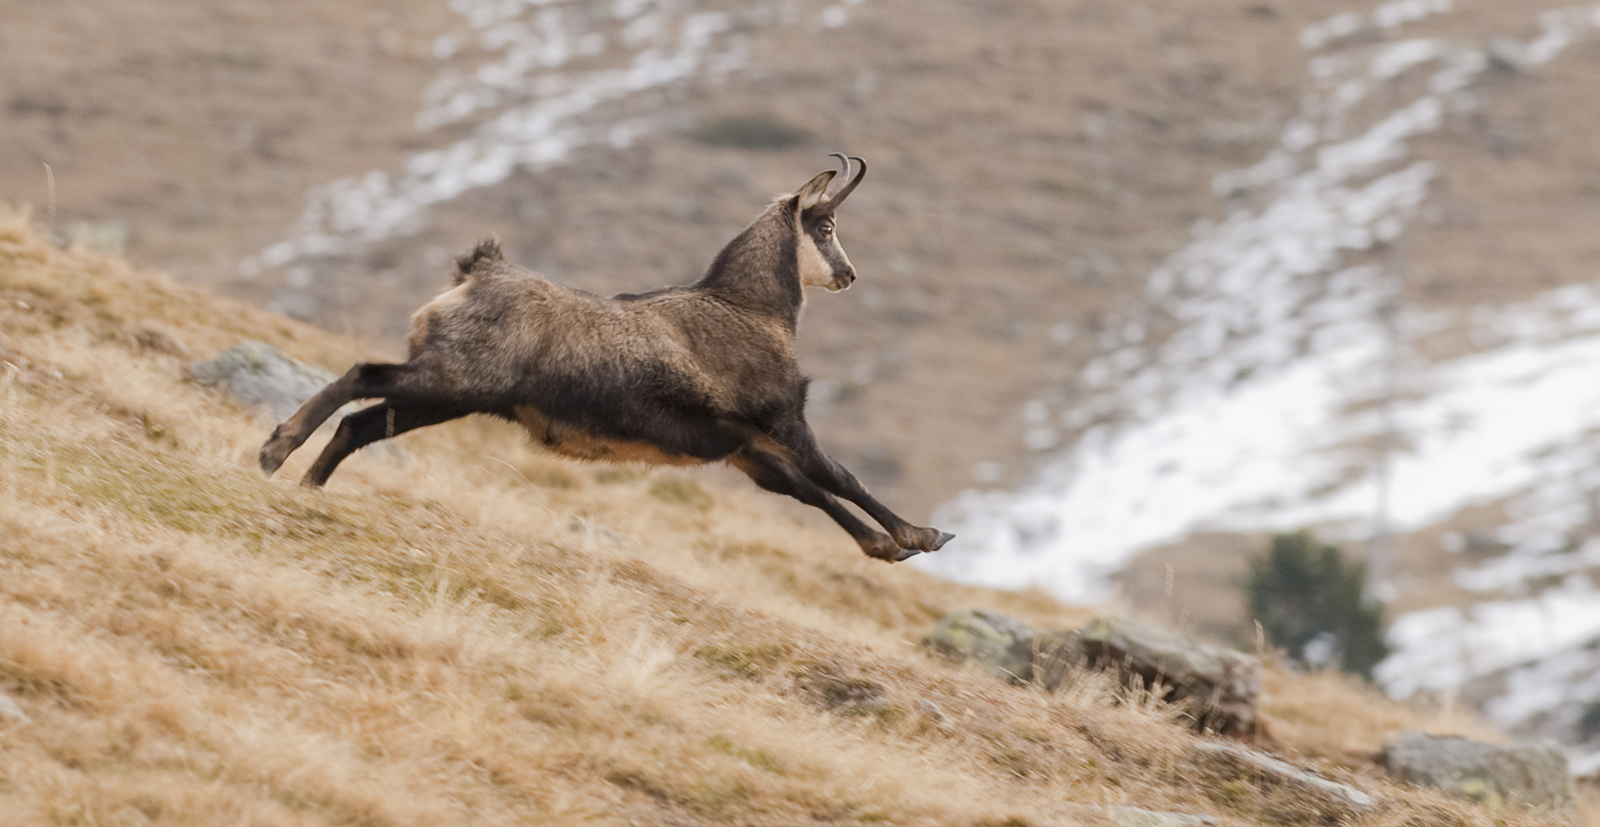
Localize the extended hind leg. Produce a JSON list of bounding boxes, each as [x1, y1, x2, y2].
[[301, 403, 471, 488], [773, 420, 953, 553], [729, 446, 916, 562], [260, 360, 440, 476]]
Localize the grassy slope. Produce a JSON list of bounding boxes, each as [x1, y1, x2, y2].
[[0, 207, 1575, 826]]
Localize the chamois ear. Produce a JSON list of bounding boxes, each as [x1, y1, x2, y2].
[[795, 170, 838, 212]]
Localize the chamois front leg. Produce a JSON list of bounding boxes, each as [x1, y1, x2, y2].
[[259, 361, 421, 476], [729, 446, 918, 562], [774, 419, 954, 553]]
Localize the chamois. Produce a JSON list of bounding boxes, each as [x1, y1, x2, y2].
[[258, 155, 954, 561]]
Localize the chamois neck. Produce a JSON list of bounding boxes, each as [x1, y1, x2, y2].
[[693, 201, 804, 329]]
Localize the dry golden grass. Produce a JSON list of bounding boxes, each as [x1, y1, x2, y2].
[[1257, 665, 1510, 769], [0, 206, 1584, 825]]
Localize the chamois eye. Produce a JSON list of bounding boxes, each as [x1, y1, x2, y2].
[[818, 220, 835, 236]]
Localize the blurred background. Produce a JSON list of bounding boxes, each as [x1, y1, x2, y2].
[[8, 0, 1600, 767]]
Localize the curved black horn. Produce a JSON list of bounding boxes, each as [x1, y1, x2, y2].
[[826, 154, 866, 207]]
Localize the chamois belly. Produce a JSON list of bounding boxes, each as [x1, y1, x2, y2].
[[513, 405, 709, 467]]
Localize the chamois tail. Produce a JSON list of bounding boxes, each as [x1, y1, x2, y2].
[[454, 237, 504, 285]]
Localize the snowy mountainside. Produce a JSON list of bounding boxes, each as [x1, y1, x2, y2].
[[921, 0, 1600, 763], [246, 0, 868, 276]]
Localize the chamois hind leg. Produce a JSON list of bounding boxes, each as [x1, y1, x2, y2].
[[773, 419, 954, 553], [259, 360, 442, 476], [729, 446, 917, 562], [300, 403, 472, 488]]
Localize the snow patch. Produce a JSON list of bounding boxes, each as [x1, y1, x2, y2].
[[1301, 0, 1452, 51], [246, 0, 863, 275], [929, 0, 1600, 765]]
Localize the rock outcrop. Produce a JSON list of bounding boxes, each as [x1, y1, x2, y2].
[[920, 608, 1035, 683], [923, 612, 1261, 736], [1044, 617, 1260, 737], [1185, 740, 1381, 823], [188, 341, 338, 422], [1380, 731, 1574, 810], [1060, 804, 1219, 826]]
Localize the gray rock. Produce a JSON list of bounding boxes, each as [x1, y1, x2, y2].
[[1186, 740, 1381, 820], [1381, 731, 1574, 810], [0, 692, 31, 725], [1032, 628, 1080, 691], [1049, 617, 1259, 737], [921, 609, 1035, 683], [1060, 804, 1218, 826], [189, 341, 407, 464], [188, 341, 337, 422]]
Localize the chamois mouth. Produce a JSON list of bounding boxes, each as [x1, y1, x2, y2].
[[827, 273, 855, 291]]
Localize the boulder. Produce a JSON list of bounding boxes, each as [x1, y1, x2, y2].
[[1060, 804, 1218, 826], [1032, 628, 1080, 691], [921, 609, 1035, 683], [187, 341, 337, 422], [1096, 807, 1216, 827], [1380, 731, 1574, 810], [1047, 617, 1260, 737], [1185, 740, 1380, 822], [189, 341, 408, 464]]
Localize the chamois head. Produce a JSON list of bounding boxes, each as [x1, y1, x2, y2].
[[793, 153, 866, 292]]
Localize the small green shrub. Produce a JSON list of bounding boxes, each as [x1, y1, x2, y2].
[[1244, 531, 1389, 680]]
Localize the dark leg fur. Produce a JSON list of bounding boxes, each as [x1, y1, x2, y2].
[[730, 446, 917, 562], [260, 359, 454, 476], [772, 419, 954, 553], [300, 403, 471, 488]]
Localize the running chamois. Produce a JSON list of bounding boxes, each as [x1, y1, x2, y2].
[[259, 154, 953, 561]]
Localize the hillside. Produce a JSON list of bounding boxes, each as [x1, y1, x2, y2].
[[0, 211, 1582, 824]]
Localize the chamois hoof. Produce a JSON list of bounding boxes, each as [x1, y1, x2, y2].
[[862, 534, 918, 562], [868, 545, 922, 563], [259, 435, 291, 476], [894, 526, 955, 553]]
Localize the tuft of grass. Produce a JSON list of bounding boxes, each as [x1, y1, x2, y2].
[[593, 466, 644, 484], [707, 734, 784, 773], [694, 642, 791, 681], [649, 476, 713, 510]]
